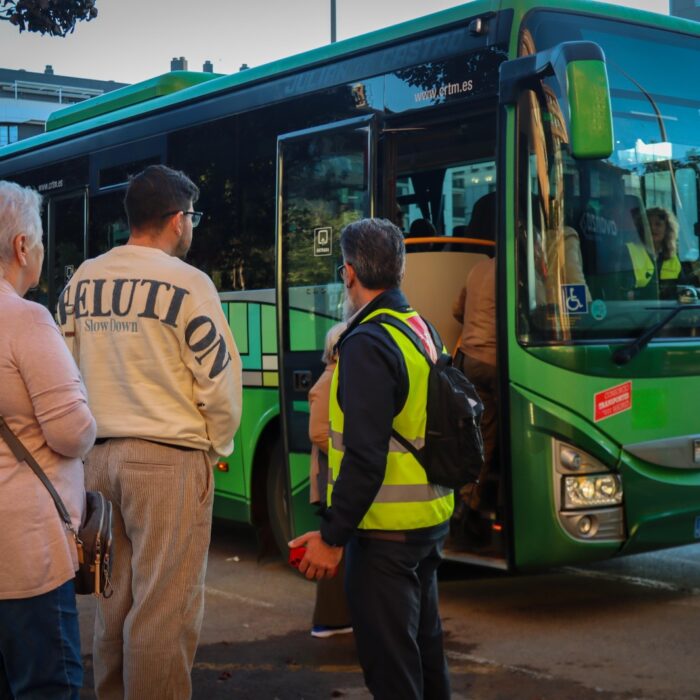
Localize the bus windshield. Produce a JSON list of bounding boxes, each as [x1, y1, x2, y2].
[[517, 11, 700, 345]]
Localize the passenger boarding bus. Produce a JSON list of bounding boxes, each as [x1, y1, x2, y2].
[[1, 0, 699, 570]]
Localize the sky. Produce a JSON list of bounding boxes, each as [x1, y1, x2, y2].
[[0, 0, 670, 85]]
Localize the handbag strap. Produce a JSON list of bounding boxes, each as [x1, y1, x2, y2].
[[0, 415, 77, 535]]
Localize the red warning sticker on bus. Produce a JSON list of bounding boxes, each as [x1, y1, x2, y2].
[[594, 382, 632, 422]]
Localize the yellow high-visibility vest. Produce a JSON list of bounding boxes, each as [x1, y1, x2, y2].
[[625, 242, 656, 288], [660, 255, 682, 281], [327, 307, 454, 531]]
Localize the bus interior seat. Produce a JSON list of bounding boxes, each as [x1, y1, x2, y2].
[[403, 250, 489, 352]]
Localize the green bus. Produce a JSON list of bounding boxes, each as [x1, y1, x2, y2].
[[1, 0, 699, 571]]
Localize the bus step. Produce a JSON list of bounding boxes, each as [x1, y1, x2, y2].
[[442, 546, 508, 570]]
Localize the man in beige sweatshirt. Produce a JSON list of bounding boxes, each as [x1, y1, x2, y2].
[[57, 165, 242, 700]]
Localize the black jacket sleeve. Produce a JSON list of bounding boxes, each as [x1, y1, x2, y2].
[[319, 325, 407, 546]]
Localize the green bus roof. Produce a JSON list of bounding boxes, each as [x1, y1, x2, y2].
[[0, 0, 697, 163], [46, 71, 222, 132]]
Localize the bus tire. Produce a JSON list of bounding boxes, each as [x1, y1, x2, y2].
[[266, 439, 292, 557]]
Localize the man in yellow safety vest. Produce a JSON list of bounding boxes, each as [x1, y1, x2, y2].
[[290, 217, 453, 699]]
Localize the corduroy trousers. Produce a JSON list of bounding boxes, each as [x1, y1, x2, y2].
[[84, 438, 214, 700]]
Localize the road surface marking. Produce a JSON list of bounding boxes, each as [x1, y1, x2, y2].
[[562, 567, 700, 595], [205, 586, 274, 608], [446, 650, 554, 680]]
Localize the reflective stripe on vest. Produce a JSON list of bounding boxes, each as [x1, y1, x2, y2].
[[660, 255, 681, 280], [625, 242, 655, 288], [327, 307, 454, 531], [330, 429, 425, 454]]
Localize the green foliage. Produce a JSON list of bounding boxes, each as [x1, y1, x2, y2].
[[1, 0, 98, 37]]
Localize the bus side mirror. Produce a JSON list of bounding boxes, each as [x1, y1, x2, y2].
[[499, 41, 614, 160]]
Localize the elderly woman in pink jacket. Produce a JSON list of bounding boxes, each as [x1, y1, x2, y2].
[[0, 181, 96, 698]]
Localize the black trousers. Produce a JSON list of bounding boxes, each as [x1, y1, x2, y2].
[[344, 534, 451, 700]]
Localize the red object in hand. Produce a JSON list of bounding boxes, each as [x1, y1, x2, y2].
[[288, 544, 338, 577], [288, 545, 306, 568]]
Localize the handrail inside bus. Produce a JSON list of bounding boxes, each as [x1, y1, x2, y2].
[[404, 236, 495, 247]]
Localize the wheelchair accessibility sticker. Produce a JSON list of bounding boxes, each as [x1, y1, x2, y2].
[[561, 284, 588, 315]]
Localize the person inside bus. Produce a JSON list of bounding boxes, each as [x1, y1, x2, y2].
[[626, 198, 686, 299], [464, 191, 496, 241], [405, 217, 437, 252], [647, 206, 683, 297], [452, 253, 497, 523], [450, 193, 495, 254], [307, 321, 352, 639], [407, 217, 436, 238], [0, 181, 96, 699]]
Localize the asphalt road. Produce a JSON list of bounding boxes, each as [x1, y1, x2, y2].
[[77, 520, 700, 699]]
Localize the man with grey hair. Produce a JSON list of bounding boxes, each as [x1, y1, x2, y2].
[[290, 218, 453, 699]]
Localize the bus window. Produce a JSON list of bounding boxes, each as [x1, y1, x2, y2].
[[643, 166, 699, 264], [280, 123, 371, 353], [169, 112, 276, 292], [385, 117, 497, 353], [518, 13, 700, 346], [396, 161, 496, 239], [388, 117, 497, 239], [89, 189, 129, 257], [97, 157, 160, 191], [47, 191, 87, 308]]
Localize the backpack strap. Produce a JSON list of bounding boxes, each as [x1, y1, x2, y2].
[[364, 313, 445, 467], [367, 312, 444, 366]]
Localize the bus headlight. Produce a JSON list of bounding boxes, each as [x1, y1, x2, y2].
[[553, 439, 625, 541], [555, 440, 608, 474], [563, 474, 623, 509]]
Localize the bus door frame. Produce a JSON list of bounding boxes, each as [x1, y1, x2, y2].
[[275, 115, 377, 540], [46, 187, 89, 311]]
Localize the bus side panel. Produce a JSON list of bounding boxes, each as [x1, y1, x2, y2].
[[288, 450, 320, 538], [213, 385, 282, 522], [213, 298, 280, 522], [620, 453, 700, 555], [212, 393, 248, 522], [509, 387, 621, 570]]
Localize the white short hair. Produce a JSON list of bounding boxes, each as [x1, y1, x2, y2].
[[322, 321, 347, 364], [0, 181, 43, 267]]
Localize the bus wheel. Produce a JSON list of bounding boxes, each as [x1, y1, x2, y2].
[[266, 439, 292, 557]]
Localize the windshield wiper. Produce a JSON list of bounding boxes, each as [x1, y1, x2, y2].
[[612, 304, 700, 365]]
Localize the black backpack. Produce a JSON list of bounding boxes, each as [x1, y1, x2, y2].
[[369, 314, 485, 491]]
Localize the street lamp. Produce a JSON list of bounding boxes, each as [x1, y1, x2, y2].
[[331, 0, 336, 43]]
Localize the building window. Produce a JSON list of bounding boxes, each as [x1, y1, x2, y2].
[[0, 125, 19, 147]]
